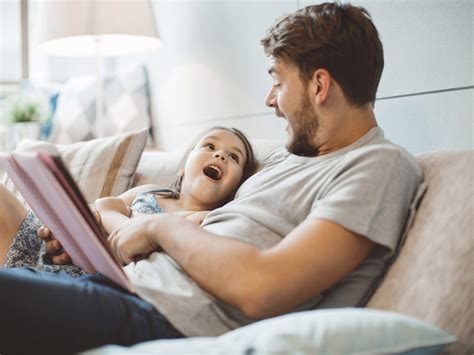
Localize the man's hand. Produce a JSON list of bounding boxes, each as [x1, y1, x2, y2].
[[37, 226, 71, 265], [107, 214, 161, 265]]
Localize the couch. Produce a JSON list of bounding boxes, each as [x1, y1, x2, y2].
[[4, 134, 473, 354], [130, 146, 473, 354]]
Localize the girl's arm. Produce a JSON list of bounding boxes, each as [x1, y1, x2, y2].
[[95, 197, 131, 235], [95, 184, 165, 234], [40, 183, 167, 263], [117, 184, 166, 206]]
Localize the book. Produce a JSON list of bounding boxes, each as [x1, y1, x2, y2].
[[0, 151, 133, 292]]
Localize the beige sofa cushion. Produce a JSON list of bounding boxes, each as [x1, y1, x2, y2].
[[2, 129, 148, 205], [367, 150, 474, 351]]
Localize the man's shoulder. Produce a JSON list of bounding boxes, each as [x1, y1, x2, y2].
[[348, 141, 416, 164], [346, 141, 421, 175], [259, 147, 290, 168], [349, 142, 410, 159]]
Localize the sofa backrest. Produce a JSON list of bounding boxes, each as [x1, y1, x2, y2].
[[366, 150, 474, 351], [134, 139, 285, 188]]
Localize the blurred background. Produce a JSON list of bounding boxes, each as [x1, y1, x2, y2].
[[0, 0, 472, 153]]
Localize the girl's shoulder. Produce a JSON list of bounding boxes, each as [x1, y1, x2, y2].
[[128, 184, 166, 194], [120, 184, 167, 204]]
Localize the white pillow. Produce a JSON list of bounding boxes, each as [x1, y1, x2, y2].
[[83, 308, 455, 355], [132, 138, 286, 188]]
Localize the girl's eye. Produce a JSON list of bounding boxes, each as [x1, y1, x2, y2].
[[230, 153, 239, 163], [205, 143, 215, 150]]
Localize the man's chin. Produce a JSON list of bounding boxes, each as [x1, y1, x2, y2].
[[287, 137, 319, 157], [285, 136, 296, 154]]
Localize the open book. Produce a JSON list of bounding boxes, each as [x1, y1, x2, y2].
[[0, 151, 133, 292]]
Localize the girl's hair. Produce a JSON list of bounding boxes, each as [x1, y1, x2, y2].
[[157, 126, 257, 206]]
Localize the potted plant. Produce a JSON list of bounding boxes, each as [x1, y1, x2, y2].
[[5, 93, 49, 148]]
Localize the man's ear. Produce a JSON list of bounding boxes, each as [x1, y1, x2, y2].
[[310, 69, 332, 105]]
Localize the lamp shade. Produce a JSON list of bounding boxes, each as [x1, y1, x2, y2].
[[37, 0, 160, 57]]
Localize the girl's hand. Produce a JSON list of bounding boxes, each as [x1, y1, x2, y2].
[[37, 226, 71, 265], [107, 215, 160, 265]]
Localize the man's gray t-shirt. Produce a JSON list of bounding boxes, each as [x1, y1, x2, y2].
[[124, 127, 423, 336]]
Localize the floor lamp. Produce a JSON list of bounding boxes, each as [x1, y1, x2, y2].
[[36, 0, 160, 133]]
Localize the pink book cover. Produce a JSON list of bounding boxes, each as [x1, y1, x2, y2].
[[0, 152, 133, 293]]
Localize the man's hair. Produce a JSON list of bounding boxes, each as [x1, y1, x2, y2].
[[261, 2, 384, 106]]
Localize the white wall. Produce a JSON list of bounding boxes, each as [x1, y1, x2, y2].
[[355, 0, 474, 153], [147, 0, 473, 154]]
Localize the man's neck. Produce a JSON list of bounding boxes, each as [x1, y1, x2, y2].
[[317, 103, 377, 155]]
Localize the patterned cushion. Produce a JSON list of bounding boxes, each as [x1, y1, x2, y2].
[[48, 65, 153, 144], [2, 129, 148, 207]]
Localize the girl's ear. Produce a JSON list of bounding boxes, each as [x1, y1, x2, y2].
[[174, 172, 184, 193]]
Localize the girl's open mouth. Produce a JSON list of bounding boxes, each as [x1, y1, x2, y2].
[[203, 165, 222, 181]]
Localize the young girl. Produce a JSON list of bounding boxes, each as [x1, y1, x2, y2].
[[1, 126, 257, 276]]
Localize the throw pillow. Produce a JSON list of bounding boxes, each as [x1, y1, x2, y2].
[[18, 79, 62, 140], [83, 308, 455, 355], [48, 65, 153, 144], [2, 128, 148, 208]]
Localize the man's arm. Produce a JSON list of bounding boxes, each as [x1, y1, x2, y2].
[[109, 214, 374, 320]]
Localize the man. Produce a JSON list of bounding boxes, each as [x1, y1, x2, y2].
[[0, 3, 422, 353]]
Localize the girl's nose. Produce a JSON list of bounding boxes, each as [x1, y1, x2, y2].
[[213, 151, 226, 161]]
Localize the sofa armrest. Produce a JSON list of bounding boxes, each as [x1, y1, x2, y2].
[[367, 150, 474, 352]]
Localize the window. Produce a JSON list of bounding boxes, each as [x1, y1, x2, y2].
[[1, 0, 116, 87], [0, 0, 24, 85]]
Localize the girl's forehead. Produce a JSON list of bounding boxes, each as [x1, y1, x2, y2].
[[199, 129, 247, 158], [201, 130, 243, 145]]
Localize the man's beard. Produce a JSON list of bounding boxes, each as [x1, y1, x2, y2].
[[286, 95, 320, 157]]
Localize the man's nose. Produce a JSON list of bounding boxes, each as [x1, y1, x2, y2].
[[213, 151, 226, 162], [265, 87, 276, 108]]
